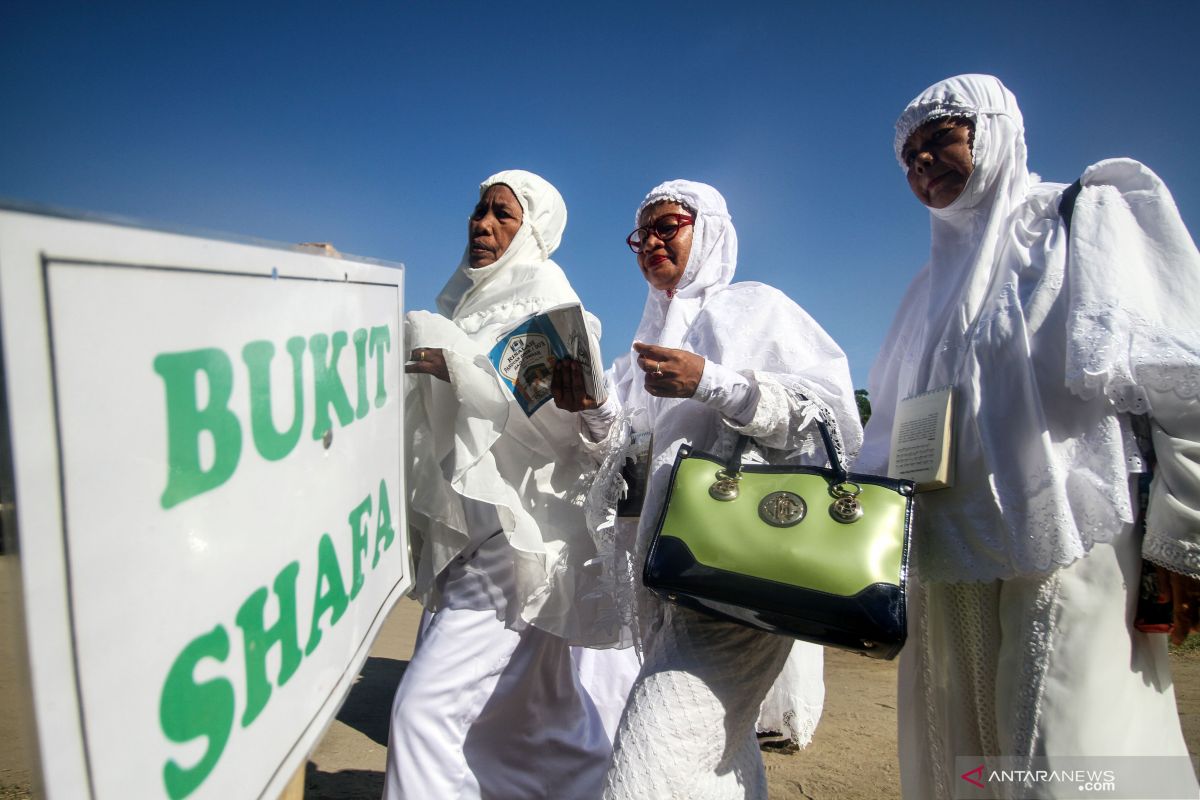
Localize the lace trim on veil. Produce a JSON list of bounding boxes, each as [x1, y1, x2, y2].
[[1067, 303, 1200, 414], [1144, 534, 1200, 581]]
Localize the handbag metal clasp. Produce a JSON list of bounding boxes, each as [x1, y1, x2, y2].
[[709, 469, 741, 501], [828, 481, 864, 524], [758, 491, 807, 527]]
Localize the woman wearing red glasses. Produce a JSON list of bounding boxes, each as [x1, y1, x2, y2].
[[565, 180, 861, 799]]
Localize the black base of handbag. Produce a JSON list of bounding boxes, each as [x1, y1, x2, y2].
[[645, 535, 906, 660]]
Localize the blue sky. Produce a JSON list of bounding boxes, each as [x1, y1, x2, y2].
[[3, 1, 1198, 388]]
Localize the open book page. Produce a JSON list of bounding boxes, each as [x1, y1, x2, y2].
[[887, 385, 954, 491], [488, 303, 606, 417]]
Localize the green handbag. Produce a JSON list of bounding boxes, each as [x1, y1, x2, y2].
[[643, 421, 914, 659]]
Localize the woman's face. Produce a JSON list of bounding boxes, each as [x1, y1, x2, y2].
[[902, 118, 975, 209], [468, 184, 523, 267], [636, 201, 693, 292]]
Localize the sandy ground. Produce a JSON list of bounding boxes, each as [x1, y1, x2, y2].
[[299, 597, 1200, 800], [2, 579, 1198, 799]]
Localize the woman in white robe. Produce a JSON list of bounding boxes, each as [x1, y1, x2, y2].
[[385, 170, 638, 800], [583, 180, 861, 799], [857, 74, 1200, 799]]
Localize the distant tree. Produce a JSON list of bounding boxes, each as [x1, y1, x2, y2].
[[854, 389, 871, 426]]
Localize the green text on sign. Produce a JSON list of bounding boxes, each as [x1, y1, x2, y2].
[[153, 326, 392, 509], [158, 477, 397, 800]]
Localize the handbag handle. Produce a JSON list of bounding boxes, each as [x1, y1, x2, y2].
[[725, 419, 848, 483]]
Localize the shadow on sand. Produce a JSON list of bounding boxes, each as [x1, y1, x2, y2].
[[335, 656, 409, 746], [305, 656, 409, 798], [305, 763, 384, 800]]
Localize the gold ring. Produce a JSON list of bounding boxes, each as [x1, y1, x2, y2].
[[417, 349, 426, 361], [654, 362, 663, 376]]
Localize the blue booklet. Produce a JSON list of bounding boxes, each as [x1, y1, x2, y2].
[[488, 303, 605, 417]]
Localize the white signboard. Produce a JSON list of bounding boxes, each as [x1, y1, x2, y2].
[[0, 207, 409, 799]]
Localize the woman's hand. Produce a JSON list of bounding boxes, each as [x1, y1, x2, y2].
[[552, 359, 599, 412], [1157, 566, 1200, 645], [633, 341, 704, 398], [406, 347, 450, 382]]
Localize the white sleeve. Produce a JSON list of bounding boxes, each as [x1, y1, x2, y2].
[[692, 359, 760, 426], [1144, 390, 1200, 579], [579, 394, 620, 443]]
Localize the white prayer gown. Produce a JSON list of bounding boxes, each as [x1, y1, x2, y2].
[[593, 181, 861, 800], [756, 642, 824, 747], [385, 170, 638, 800], [858, 75, 1200, 800]]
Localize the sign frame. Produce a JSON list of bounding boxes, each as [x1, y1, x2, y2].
[[0, 203, 410, 799]]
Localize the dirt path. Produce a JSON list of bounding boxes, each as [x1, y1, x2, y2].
[[303, 598, 903, 798], [1, 587, 1195, 798], [305, 598, 1200, 799]]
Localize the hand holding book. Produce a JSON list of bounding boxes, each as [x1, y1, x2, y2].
[[552, 359, 601, 412], [488, 303, 606, 417]]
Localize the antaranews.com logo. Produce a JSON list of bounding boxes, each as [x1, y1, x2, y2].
[[953, 756, 1198, 799]]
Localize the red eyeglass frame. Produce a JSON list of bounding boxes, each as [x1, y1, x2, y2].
[[626, 214, 695, 253]]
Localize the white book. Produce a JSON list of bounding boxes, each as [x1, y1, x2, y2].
[[888, 385, 954, 491]]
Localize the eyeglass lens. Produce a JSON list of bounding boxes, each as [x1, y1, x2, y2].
[[630, 217, 683, 247]]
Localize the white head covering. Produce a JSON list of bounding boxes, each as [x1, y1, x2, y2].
[[893, 74, 1030, 394], [612, 179, 857, 442], [435, 169, 574, 337], [630, 180, 739, 349], [861, 74, 1200, 582], [859, 76, 1031, 469]]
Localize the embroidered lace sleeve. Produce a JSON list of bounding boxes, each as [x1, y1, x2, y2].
[[1143, 390, 1200, 579], [724, 371, 859, 468], [580, 406, 642, 651]]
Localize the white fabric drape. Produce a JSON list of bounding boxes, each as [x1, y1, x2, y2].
[[405, 169, 618, 644], [898, 519, 1194, 800], [757, 642, 824, 747], [859, 75, 1200, 583], [385, 534, 614, 800], [1145, 387, 1200, 577]]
